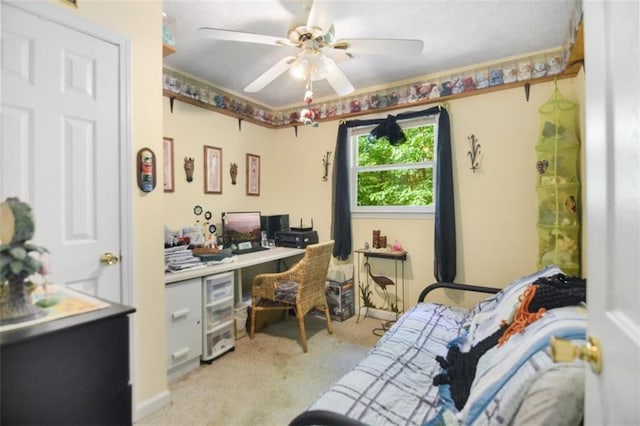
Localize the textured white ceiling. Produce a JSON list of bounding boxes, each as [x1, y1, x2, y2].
[[163, 0, 575, 108]]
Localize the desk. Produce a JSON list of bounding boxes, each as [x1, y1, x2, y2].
[[163, 246, 304, 380], [165, 246, 305, 302], [354, 249, 408, 322]]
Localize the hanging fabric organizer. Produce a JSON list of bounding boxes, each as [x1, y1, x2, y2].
[[535, 84, 581, 276]]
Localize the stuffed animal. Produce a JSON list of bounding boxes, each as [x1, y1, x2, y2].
[[476, 71, 489, 89], [517, 62, 532, 81], [532, 60, 548, 78], [213, 95, 225, 108], [349, 99, 361, 113], [429, 84, 440, 98], [503, 65, 517, 83], [451, 78, 464, 94], [463, 76, 475, 92], [440, 81, 452, 96], [419, 83, 435, 99], [541, 232, 577, 266], [408, 86, 419, 102], [489, 68, 503, 86], [360, 96, 370, 111], [547, 54, 563, 75], [388, 91, 399, 105]]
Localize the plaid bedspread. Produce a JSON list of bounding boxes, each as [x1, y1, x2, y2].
[[307, 303, 473, 426]]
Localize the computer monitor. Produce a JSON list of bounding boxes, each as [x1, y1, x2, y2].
[[221, 211, 263, 249]]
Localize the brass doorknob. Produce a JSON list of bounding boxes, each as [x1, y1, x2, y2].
[[550, 336, 602, 374], [100, 252, 119, 265]]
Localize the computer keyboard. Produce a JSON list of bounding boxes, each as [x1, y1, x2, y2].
[[232, 245, 269, 255]]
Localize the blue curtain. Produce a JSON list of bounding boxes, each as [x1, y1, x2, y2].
[[331, 107, 455, 282], [331, 123, 352, 260], [433, 109, 456, 282]]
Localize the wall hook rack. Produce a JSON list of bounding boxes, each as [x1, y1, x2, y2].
[[322, 151, 332, 181], [467, 134, 481, 173]]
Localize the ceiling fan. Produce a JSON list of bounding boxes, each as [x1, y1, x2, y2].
[[196, 0, 424, 97]]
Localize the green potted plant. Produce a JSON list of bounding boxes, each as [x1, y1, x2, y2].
[[0, 198, 49, 324]]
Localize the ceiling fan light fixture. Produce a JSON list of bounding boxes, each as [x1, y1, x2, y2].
[[289, 56, 309, 79], [289, 49, 329, 81]]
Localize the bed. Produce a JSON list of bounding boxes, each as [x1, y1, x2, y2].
[[290, 265, 587, 426]]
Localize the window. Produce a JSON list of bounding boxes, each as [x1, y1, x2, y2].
[[350, 116, 437, 214]]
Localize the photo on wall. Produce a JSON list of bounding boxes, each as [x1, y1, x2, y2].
[[163, 137, 174, 192], [204, 145, 222, 194], [246, 153, 260, 196]]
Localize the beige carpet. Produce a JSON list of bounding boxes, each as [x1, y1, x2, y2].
[[137, 314, 381, 426]]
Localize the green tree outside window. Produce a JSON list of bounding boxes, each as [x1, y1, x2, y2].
[[354, 124, 436, 209]]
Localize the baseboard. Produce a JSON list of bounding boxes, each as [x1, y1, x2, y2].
[[356, 306, 399, 322], [134, 389, 171, 423]]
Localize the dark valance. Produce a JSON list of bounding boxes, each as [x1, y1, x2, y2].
[[370, 115, 406, 145], [331, 106, 456, 282]]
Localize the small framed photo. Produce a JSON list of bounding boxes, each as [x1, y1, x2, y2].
[[204, 145, 222, 194], [163, 137, 175, 192], [246, 153, 260, 196]]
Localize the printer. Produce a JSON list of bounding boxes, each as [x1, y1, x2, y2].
[[275, 229, 318, 248]]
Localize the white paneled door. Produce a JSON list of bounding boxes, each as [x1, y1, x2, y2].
[[1, 2, 123, 302], [584, 0, 640, 424]]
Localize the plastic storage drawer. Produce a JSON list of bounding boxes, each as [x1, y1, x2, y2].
[[203, 272, 233, 304], [204, 322, 234, 360], [205, 299, 234, 331]]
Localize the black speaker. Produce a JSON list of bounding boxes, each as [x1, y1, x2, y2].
[[261, 214, 290, 239]]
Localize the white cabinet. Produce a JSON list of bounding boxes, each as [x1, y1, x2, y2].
[[202, 272, 235, 361], [165, 278, 202, 381]]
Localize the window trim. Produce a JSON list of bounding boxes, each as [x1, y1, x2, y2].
[[348, 115, 438, 216]]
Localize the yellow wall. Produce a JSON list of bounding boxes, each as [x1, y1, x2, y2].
[[165, 78, 582, 310], [161, 100, 319, 230]]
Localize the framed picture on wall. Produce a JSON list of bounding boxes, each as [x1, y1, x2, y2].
[[163, 137, 175, 192], [246, 153, 260, 196], [204, 145, 222, 194]]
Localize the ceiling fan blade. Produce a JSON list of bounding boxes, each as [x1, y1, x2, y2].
[[197, 27, 289, 47], [244, 56, 296, 93], [324, 58, 354, 96], [334, 38, 424, 56], [305, 0, 334, 36]]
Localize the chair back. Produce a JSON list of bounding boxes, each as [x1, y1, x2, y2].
[[294, 240, 334, 312]]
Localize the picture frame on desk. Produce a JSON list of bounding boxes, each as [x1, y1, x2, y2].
[[163, 137, 175, 192], [204, 145, 222, 194], [246, 153, 260, 196]]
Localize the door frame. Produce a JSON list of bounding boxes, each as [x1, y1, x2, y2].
[[4, 0, 136, 414], [5, 0, 134, 306]]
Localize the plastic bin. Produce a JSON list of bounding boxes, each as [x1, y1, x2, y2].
[[234, 305, 248, 339]]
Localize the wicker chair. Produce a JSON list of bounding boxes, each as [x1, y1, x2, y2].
[[249, 240, 335, 352]]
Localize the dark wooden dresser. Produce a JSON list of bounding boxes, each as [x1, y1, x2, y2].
[[0, 302, 135, 425]]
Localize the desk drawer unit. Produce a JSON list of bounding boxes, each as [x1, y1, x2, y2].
[[166, 278, 202, 326], [202, 272, 235, 361], [166, 278, 202, 381], [166, 319, 202, 376]]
